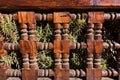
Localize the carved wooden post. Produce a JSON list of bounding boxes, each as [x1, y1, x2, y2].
[[93, 12, 104, 80], [54, 23, 62, 80], [53, 12, 62, 80], [86, 12, 94, 80], [62, 23, 70, 69], [61, 23, 70, 80], [27, 12, 38, 70], [54, 12, 70, 80], [18, 11, 38, 80], [18, 12, 29, 69]]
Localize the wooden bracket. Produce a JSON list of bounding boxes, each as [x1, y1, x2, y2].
[[94, 40, 103, 54], [61, 40, 70, 53], [54, 40, 61, 54], [88, 12, 104, 23], [29, 40, 37, 57], [20, 40, 37, 56], [18, 11, 35, 25], [20, 40, 30, 54], [87, 40, 103, 54], [54, 40, 70, 54], [54, 12, 70, 23]]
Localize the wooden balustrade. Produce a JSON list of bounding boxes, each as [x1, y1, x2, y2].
[[0, 0, 120, 80]]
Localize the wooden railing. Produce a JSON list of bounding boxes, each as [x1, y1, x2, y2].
[[0, 0, 120, 80]]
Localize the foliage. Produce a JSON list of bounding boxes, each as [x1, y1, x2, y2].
[[0, 55, 13, 67], [37, 50, 53, 69], [36, 22, 54, 69], [36, 23, 53, 42], [69, 19, 86, 42], [0, 16, 19, 43], [0, 16, 20, 69], [70, 50, 87, 69], [69, 19, 87, 69]]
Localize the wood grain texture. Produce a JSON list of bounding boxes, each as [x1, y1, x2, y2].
[[0, 0, 120, 12], [0, 0, 90, 7]]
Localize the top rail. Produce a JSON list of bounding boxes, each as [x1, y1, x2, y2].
[[0, 0, 120, 12]]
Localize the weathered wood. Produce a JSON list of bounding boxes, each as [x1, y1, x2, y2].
[[0, 0, 120, 79], [22, 69, 38, 80], [0, 69, 7, 80], [0, 0, 120, 12]]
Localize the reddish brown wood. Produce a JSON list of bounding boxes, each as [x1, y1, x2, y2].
[[20, 40, 30, 69], [18, 11, 35, 25], [61, 40, 70, 54], [0, 36, 7, 57], [93, 68, 101, 80], [22, 69, 38, 80], [0, 0, 120, 12], [54, 40, 61, 55], [102, 69, 118, 77], [0, 69, 7, 80], [0, 0, 91, 7], [0, 1, 120, 79], [54, 12, 70, 23], [86, 68, 93, 80]]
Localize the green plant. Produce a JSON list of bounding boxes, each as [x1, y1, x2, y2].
[[70, 50, 87, 69], [37, 50, 53, 69], [36, 22, 53, 42], [0, 55, 14, 67], [0, 16, 19, 43], [0, 16, 20, 69], [69, 19, 86, 42], [36, 22, 54, 69], [69, 19, 87, 69]]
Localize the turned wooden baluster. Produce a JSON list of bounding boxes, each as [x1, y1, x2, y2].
[[93, 12, 104, 80], [87, 23, 94, 68], [54, 12, 70, 80], [54, 23, 62, 80], [62, 23, 70, 69], [94, 23, 103, 68], [94, 23, 103, 80], [27, 12, 38, 70], [54, 23, 62, 69], [18, 11, 38, 80], [18, 12, 29, 69], [86, 12, 94, 80]]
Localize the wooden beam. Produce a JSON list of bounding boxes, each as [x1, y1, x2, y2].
[[0, 0, 120, 12]]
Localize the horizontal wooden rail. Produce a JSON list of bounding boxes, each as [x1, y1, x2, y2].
[[5, 68, 119, 77], [1, 13, 120, 22], [0, 0, 120, 12]]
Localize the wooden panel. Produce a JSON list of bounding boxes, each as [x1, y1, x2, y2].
[[0, 0, 120, 7], [0, 0, 120, 11], [0, 0, 90, 7]]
